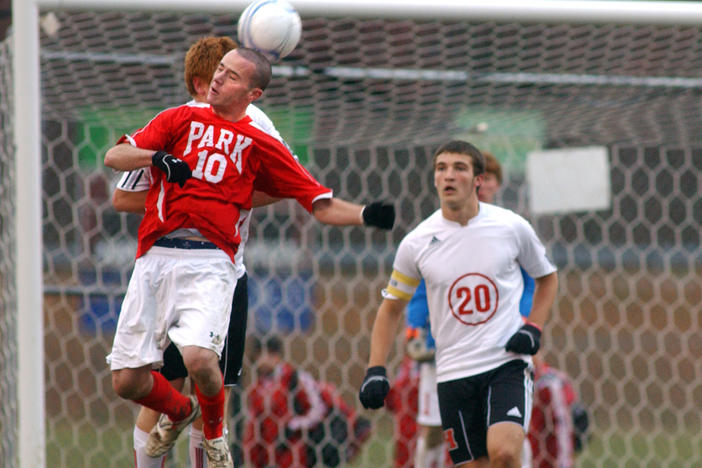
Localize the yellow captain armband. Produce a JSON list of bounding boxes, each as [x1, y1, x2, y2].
[[383, 270, 420, 301]]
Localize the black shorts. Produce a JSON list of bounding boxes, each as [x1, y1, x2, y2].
[[437, 359, 532, 465], [160, 273, 248, 386]]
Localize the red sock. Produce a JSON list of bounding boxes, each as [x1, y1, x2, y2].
[[135, 371, 192, 422], [194, 383, 225, 440]]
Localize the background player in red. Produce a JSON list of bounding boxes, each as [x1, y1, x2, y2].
[[385, 354, 421, 468], [105, 47, 392, 467], [528, 352, 589, 468], [243, 335, 370, 468]]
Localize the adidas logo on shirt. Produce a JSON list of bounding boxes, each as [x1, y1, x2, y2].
[[506, 407, 522, 418], [429, 236, 440, 246]]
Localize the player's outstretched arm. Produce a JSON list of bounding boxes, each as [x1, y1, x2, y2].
[[312, 198, 395, 229], [105, 146, 191, 187], [104, 144, 155, 171]]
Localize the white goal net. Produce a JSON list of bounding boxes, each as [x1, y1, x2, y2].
[[2, 3, 702, 468]]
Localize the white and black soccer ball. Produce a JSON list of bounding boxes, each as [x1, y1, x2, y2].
[[237, 0, 302, 63]]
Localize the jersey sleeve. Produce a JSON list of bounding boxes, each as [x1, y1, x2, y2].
[[114, 112, 166, 192], [116, 107, 177, 151], [252, 136, 332, 212], [514, 215, 557, 279], [383, 237, 421, 301], [287, 370, 327, 431], [115, 168, 152, 192]]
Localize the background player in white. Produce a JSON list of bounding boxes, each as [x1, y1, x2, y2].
[[105, 47, 392, 468], [114, 36, 394, 468], [359, 140, 558, 468], [405, 152, 536, 467]]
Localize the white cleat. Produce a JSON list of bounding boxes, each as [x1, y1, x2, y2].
[[145, 395, 201, 457], [204, 435, 234, 468]]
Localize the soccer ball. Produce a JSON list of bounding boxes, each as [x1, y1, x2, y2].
[[237, 0, 302, 62]]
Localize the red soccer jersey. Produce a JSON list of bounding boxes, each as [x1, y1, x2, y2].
[[119, 102, 332, 261], [244, 363, 310, 468], [528, 362, 577, 468], [243, 362, 369, 468], [386, 356, 420, 468]]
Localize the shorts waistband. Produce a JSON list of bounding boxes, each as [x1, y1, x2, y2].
[[153, 237, 218, 250]]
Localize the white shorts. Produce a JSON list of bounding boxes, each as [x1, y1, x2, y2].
[[417, 361, 442, 426], [108, 246, 237, 371]]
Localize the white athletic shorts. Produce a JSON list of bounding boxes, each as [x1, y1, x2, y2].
[[417, 361, 442, 426], [107, 245, 237, 371]]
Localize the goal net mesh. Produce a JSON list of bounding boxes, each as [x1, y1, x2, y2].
[[1, 8, 701, 468]]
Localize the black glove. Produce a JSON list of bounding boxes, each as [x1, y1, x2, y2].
[[358, 366, 390, 409], [362, 201, 395, 230], [152, 150, 191, 187], [505, 322, 541, 355]]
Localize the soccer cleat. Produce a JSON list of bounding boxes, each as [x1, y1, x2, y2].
[[204, 436, 234, 468], [145, 395, 201, 457]]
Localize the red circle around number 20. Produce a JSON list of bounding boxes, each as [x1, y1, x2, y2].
[[448, 273, 499, 326]]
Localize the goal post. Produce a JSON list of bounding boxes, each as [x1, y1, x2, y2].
[[7, 1, 702, 467], [11, 1, 43, 468], [30, 0, 702, 22]]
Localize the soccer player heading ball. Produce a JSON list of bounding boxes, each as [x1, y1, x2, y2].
[[105, 44, 394, 468]]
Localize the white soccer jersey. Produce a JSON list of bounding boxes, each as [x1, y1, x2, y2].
[[386, 203, 556, 383], [113, 101, 283, 278]]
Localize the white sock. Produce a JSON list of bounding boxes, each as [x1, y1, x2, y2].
[[133, 426, 165, 468], [521, 438, 533, 468], [189, 426, 207, 468], [415, 437, 427, 468], [425, 443, 444, 468]]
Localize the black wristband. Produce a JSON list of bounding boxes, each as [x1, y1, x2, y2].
[[362, 201, 395, 230], [152, 150, 169, 164], [366, 366, 387, 377]]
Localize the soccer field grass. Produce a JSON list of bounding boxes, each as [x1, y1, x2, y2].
[[39, 412, 702, 467], [348, 416, 702, 468]]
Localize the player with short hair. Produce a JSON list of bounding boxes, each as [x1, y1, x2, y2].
[[115, 36, 393, 468], [359, 140, 558, 468], [105, 47, 393, 468], [406, 151, 536, 467], [114, 36, 279, 468]]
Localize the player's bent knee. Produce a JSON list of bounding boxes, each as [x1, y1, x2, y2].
[[182, 346, 221, 390], [487, 423, 524, 467], [487, 437, 523, 468], [112, 368, 149, 400], [488, 446, 521, 468]]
